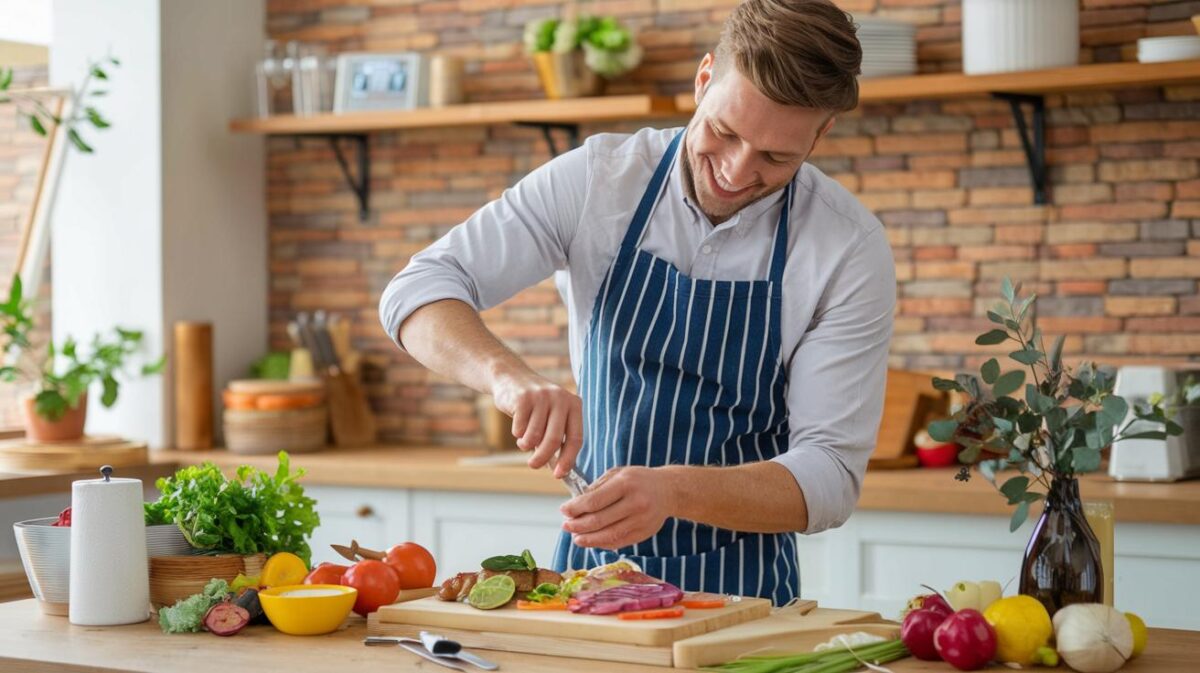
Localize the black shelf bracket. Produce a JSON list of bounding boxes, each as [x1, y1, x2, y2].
[[992, 92, 1047, 205], [325, 134, 371, 221], [515, 122, 580, 157]]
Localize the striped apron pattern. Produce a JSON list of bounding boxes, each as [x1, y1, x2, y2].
[[552, 130, 800, 605]]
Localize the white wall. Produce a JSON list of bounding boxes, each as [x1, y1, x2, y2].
[[50, 0, 265, 447], [160, 1, 267, 446], [0, 0, 51, 45], [50, 0, 165, 444]]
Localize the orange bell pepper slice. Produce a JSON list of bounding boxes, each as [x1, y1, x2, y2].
[[616, 607, 685, 620]]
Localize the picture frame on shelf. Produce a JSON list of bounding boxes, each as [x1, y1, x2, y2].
[[333, 52, 429, 113]]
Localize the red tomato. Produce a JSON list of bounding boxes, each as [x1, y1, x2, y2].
[[303, 562, 349, 585], [341, 560, 400, 616], [382, 542, 437, 589]]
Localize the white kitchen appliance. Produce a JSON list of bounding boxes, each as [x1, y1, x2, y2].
[[1108, 366, 1200, 482]]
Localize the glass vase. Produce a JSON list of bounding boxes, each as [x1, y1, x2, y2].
[[1019, 476, 1104, 615]]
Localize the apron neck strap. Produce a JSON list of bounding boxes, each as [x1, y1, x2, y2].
[[620, 130, 684, 252], [622, 128, 792, 285]]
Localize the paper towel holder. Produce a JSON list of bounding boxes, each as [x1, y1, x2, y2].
[[100, 464, 113, 482]]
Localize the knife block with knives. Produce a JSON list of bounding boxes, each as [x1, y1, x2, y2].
[[293, 311, 376, 448]]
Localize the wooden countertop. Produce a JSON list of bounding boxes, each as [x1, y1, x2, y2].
[[154, 446, 1200, 526], [0, 599, 1195, 672], [0, 462, 176, 501], [5, 445, 1199, 525]]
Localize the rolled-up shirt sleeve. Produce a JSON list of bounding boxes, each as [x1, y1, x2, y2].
[[771, 227, 896, 534], [379, 143, 591, 349]]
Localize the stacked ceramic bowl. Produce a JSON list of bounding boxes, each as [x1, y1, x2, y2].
[[1138, 35, 1200, 63], [856, 16, 917, 78], [14, 517, 195, 615]]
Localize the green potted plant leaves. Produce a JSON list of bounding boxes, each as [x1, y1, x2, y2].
[[524, 13, 643, 98], [0, 273, 164, 442], [928, 278, 1197, 615]]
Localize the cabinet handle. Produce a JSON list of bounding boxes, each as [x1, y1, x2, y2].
[[356, 505, 375, 518]]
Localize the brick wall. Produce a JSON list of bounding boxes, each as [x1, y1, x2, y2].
[[263, 0, 1200, 446], [0, 64, 53, 429]]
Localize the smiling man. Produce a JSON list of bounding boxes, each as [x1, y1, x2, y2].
[[381, 0, 895, 604]]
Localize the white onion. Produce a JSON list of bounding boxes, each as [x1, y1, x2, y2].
[[1052, 604, 1134, 673]]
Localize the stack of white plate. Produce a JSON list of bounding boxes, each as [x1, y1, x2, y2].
[[1138, 36, 1200, 63], [856, 16, 917, 78]]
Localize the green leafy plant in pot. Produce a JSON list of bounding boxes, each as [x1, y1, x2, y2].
[[524, 13, 643, 99], [0, 273, 164, 442], [928, 278, 1197, 616]]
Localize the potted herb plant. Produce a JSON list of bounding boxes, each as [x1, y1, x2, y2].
[[0, 274, 164, 442], [928, 278, 1196, 615], [524, 12, 643, 99]]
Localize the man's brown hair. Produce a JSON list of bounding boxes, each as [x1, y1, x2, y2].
[[714, 0, 862, 113]]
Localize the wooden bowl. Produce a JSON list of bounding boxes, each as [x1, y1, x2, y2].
[[149, 553, 266, 608], [223, 406, 327, 454]]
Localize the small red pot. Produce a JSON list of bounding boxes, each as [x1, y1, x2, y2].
[[22, 393, 88, 443], [916, 441, 959, 468]]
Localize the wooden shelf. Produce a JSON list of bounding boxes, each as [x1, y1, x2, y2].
[[674, 60, 1200, 112], [229, 94, 679, 135]]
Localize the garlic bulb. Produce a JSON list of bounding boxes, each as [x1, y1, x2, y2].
[[1052, 604, 1134, 673]]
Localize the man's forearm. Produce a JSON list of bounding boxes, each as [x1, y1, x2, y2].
[[398, 298, 534, 396], [661, 461, 810, 534]]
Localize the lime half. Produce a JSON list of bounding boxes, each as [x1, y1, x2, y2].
[[468, 574, 516, 610]]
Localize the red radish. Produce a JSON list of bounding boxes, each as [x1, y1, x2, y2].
[[203, 602, 250, 637], [934, 609, 998, 671], [50, 507, 71, 527], [917, 593, 953, 618], [902, 608, 949, 660]]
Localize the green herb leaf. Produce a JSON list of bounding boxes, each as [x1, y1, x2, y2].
[[100, 375, 119, 407], [981, 358, 1000, 385], [67, 128, 93, 153], [932, 376, 964, 392], [993, 370, 1026, 398], [975, 329, 1008, 346], [1009, 349, 1044, 365], [521, 549, 537, 571], [1001, 278, 1015, 303], [1073, 447, 1102, 474], [986, 310, 1006, 325], [1049, 334, 1065, 371], [999, 476, 1029, 504], [928, 419, 959, 443], [1010, 500, 1030, 532]]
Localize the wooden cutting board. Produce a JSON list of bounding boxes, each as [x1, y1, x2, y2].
[[0, 435, 148, 472], [672, 603, 901, 669], [370, 595, 774, 667]]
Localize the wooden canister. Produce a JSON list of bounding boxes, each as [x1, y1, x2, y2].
[[174, 322, 213, 450]]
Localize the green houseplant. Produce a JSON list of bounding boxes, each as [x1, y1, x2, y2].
[[928, 278, 1196, 615], [524, 13, 643, 98], [0, 274, 163, 441]]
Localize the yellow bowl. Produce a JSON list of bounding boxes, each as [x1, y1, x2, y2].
[[258, 584, 357, 635]]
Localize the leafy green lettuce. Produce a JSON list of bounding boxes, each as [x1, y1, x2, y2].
[[145, 451, 320, 565], [158, 578, 230, 633]]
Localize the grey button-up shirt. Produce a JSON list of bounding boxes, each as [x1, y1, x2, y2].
[[380, 127, 896, 534]]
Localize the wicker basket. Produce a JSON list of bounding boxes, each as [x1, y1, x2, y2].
[[149, 553, 266, 608], [223, 406, 327, 454]]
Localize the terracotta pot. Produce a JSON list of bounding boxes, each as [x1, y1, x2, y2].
[[22, 392, 88, 442]]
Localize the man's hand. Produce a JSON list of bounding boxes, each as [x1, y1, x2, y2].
[[491, 371, 584, 478], [560, 466, 674, 550]]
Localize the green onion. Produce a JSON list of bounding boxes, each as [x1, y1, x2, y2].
[[703, 639, 909, 673]]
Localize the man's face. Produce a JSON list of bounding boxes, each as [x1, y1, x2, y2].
[[684, 54, 835, 224]]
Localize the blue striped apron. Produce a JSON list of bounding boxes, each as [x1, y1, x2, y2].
[[552, 130, 799, 605]]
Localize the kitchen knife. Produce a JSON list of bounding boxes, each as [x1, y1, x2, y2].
[[399, 642, 468, 671], [420, 631, 499, 671], [312, 310, 342, 371], [364, 638, 469, 672], [295, 312, 325, 370]]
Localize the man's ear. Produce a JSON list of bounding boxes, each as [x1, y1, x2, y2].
[[693, 52, 715, 107]]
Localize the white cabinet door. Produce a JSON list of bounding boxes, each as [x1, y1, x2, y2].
[[410, 490, 566, 585], [305, 486, 412, 567]]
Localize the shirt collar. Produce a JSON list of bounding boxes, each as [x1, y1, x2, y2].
[[668, 134, 793, 233]]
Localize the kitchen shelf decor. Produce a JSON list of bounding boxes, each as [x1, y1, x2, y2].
[[231, 61, 1200, 217]]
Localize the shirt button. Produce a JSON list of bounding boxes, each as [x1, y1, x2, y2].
[[702, 244, 714, 254]]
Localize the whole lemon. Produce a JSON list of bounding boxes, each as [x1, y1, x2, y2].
[[983, 595, 1054, 666], [1125, 612, 1148, 658]]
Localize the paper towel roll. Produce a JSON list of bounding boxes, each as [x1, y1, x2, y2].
[[68, 469, 150, 625]]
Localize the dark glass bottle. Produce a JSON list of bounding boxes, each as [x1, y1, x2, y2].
[[1019, 476, 1104, 616]]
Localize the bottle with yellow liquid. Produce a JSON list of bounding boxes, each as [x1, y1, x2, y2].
[[1083, 500, 1115, 606]]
